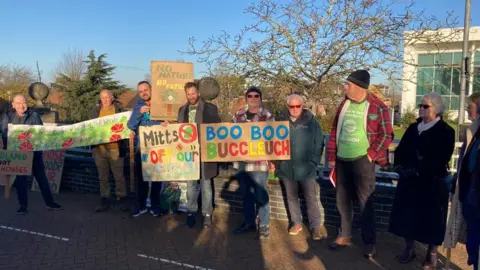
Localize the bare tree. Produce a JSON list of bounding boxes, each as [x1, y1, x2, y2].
[[54, 48, 86, 81], [0, 64, 35, 102], [183, 0, 458, 98]]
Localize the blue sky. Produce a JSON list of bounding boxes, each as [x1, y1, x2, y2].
[[0, 0, 478, 89]]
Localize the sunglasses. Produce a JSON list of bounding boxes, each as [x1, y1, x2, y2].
[[247, 94, 260, 98], [418, 104, 431, 109], [288, 105, 302, 109]]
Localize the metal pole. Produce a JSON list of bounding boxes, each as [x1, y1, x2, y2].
[[457, 0, 471, 141]]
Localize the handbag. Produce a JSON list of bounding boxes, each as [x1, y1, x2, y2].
[[159, 182, 181, 214]]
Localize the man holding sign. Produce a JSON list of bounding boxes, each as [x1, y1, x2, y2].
[[177, 82, 221, 229], [232, 87, 274, 240], [1, 94, 63, 214], [128, 81, 168, 217]]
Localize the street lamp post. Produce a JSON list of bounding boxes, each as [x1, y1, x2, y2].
[[457, 0, 471, 141]]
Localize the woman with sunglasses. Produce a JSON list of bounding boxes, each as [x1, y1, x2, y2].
[[275, 94, 327, 240], [389, 92, 455, 269]]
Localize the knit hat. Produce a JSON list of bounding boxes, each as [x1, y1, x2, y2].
[[245, 86, 262, 99], [346, 70, 370, 89]]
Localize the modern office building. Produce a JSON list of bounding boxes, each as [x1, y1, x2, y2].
[[401, 27, 480, 119]]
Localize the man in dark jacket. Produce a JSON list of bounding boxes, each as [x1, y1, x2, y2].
[[1, 94, 63, 214], [127, 81, 167, 217], [276, 94, 327, 240], [89, 89, 128, 212], [177, 82, 221, 229]]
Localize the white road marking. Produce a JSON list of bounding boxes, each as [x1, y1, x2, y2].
[[137, 254, 213, 270], [0, 224, 69, 241]]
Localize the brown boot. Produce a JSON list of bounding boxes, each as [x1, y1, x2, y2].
[[328, 236, 352, 249]]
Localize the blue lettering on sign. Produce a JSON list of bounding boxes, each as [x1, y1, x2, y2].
[[263, 126, 274, 140], [141, 154, 148, 162], [251, 126, 261, 140], [230, 125, 242, 140], [276, 124, 289, 140], [206, 126, 216, 141], [217, 126, 228, 140]]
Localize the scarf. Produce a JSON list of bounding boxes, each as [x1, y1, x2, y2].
[[418, 117, 440, 135]]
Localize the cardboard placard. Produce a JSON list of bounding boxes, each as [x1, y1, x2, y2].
[[31, 150, 65, 194], [150, 61, 194, 120], [139, 123, 200, 181], [0, 150, 33, 176], [200, 122, 291, 162]]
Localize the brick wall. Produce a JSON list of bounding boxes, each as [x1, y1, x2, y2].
[[60, 151, 396, 232]]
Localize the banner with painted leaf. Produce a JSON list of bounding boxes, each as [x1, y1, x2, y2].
[[31, 150, 65, 194], [200, 121, 291, 162], [7, 112, 132, 151], [139, 123, 199, 181]]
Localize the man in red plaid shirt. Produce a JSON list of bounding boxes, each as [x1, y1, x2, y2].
[[326, 70, 393, 258], [232, 86, 275, 240]]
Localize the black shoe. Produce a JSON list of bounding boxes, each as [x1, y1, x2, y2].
[[364, 244, 376, 258], [203, 214, 212, 229], [397, 248, 416, 264], [95, 198, 110, 212], [233, 223, 256, 234], [259, 225, 270, 240], [46, 202, 63, 211], [186, 213, 196, 228], [17, 207, 28, 215], [116, 197, 130, 212]]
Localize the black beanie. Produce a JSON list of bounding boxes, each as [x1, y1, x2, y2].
[[347, 70, 370, 89], [245, 86, 262, 99]]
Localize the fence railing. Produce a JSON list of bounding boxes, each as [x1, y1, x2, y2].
[[65, 136, 464, 187]]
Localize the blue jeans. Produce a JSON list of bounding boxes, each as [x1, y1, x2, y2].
[[14, 154, 54, 208], [237, 171, 270, 226], [463, 202, 480, 270], [186, 178, 213, 215]]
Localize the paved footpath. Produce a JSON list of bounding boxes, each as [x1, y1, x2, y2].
[[0, 189, 471, 270]]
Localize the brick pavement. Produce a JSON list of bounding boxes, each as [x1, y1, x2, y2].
[[0, 188, 471, 270]]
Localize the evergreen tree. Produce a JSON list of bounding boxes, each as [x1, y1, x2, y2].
[[54, 50, 126, 122]]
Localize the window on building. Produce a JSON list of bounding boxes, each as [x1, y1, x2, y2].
[[416, 52, 466, 110], [473, 51, 480, 93]]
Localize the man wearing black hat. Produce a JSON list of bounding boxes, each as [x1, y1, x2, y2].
[[232, 86, 275, 240], [326, 70, 393, 258]]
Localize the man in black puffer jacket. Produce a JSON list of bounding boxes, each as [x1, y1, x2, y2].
[[1, 94, 63, 214], [276, 94, 327, 240]]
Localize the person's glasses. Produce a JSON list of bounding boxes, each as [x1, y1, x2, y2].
[[288, 105, 302, 109], [247, 94, 260, 98], [418, 104, 431, 109]]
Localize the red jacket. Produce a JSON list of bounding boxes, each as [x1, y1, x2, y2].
[[327, 94, 393, 166]]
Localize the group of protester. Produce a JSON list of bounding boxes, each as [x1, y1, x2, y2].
[[1, 69, 479, 269]]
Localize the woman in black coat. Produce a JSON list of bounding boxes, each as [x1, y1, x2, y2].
[[389, 92, 455, 269]]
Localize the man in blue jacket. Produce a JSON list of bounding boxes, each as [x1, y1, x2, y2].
[[127, 81, 167, 217], [1, 94, 63, 214]]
